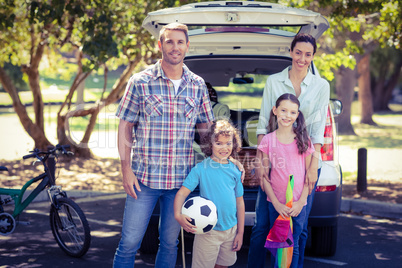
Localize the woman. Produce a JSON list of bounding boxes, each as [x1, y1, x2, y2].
[[247, 33, 330, 268]]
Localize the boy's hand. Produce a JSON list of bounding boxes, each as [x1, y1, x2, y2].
[[289, 200, 304, 217], [232, 233, 243, 251], [176, 214, 197, 233]]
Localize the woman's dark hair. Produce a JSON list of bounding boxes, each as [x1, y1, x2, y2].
[[201, 119, 242, 158], [268, 93, 311, 154], [291, 33, 317, 55]]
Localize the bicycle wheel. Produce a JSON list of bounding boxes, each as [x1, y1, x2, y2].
[[49, 197, 91, 257]]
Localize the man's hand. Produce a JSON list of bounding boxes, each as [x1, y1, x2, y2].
[[122, 167, 141, 199]]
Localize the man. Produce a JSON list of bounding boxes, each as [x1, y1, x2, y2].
[[113, 23, 214, 267]]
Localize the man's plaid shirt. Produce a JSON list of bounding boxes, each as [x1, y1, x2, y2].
[[116, 61, 214, 189]]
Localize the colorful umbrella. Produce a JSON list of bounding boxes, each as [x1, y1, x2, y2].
[[265, 175, 294, 268]]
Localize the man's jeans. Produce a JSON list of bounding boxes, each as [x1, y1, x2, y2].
[[113, 182, 181, 268]]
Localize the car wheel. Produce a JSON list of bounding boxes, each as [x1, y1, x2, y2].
[[140, 223, 159, 254], [309, 224, 337, 256]]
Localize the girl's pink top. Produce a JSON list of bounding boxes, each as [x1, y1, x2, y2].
[[258, 131, 315, 204]]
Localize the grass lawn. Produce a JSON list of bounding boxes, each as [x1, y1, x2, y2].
[[339, 103, 402, 149], [0, 88, 102, 107], [2, 86, 401, 147]]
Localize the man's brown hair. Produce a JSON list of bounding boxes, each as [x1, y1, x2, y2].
[[159, 22, 189, 44]]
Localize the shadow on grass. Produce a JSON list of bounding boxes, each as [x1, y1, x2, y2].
[[340, 123, 402, 149], [342, 180, 402, 204]]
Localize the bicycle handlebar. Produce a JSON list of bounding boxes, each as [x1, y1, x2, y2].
[[22, 145, 73, 160]]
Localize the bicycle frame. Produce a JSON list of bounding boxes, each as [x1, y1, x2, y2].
[[0, 173, 50, 217], [0, 145, 91, 258]]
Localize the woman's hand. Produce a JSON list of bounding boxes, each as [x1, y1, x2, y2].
[[255, 152, 270, 191], [306, 166, 318, 194]]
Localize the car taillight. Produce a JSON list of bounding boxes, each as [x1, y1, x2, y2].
[[321, 108, 333, 161], [316, 185, 337, 192]]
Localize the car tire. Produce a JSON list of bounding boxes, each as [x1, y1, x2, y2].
[[140, 223, 159, 254], [309, 224, 337, 256]]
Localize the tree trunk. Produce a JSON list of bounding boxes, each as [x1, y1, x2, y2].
[[26, 67, 46, 131], [57, 108, 99, 158], [357, 54, 376, 125], [56, 57, 141, 157], [25, 29, 47, 132], [375, 60, 402, 111], [372, 59, 388, 112], [76, 73, 86, 110], [335, 66, 356, 135], [0, 67, 52, 149]]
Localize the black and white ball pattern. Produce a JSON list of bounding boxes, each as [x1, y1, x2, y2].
[[181, 196, 218, 234]]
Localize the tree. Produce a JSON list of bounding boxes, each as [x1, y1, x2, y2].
[[283, 0, 402, 132], [357, 53, 376, 125], [371, 47, 402, 111], [55, 0, 176, 157], [0, 0, 68, 149], [0, 0, 176, 154]]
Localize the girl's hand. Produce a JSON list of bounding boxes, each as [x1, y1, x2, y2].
[[232, 233, 243, 251], [289, 200, 304, 217], [273, 201, 290, 218], [175, 214, 197, 233]]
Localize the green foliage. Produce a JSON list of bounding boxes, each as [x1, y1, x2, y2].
[[315, 52, 356, 81], [370, 46, 402, 79], [278, 0, 401, 80], [0, 63, 28, 92], [0, 0, 16, 31], [365, 1, 401, 48]]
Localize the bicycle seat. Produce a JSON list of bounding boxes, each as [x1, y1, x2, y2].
[[0, 166, 8, 171]]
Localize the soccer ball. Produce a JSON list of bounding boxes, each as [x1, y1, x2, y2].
[[181, 196, 218, 234]]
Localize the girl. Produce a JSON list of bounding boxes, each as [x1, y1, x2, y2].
[[258, 93, 315, 268], [174, 119, 245, 268], [249, 33, 330, 268]]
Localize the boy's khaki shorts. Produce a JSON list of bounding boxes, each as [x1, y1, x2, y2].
[[191, 225, 237, 268]]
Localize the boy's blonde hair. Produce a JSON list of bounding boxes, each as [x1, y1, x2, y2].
[[159, 22, 189, 44], [201, 119, 242, 158]]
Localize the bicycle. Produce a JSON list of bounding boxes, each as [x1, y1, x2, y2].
[[0, 144, 91, 258]]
